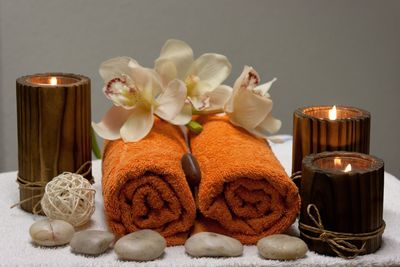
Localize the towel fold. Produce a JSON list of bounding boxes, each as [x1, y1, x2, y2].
[[190, 116, 300, 244], [101, 119, 196, 245]]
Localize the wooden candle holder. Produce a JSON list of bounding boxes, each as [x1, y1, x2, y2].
[[16, 73, 92, 213], [292, 106, 370, 176], [299, 151, 384, 258]]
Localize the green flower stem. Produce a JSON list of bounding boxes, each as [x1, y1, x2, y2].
[[192, 108, 224, 115], [91, 127, 102, 159], [186, 120, 204, 134]]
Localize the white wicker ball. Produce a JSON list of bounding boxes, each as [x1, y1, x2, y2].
[[41, 172, 95, 227]]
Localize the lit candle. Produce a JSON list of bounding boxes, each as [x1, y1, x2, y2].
[[334, 157, 352, 172], [328, 105, 337, 120], [344, 163, 352, 172], [50, 77, 58, 85], [16, 73, 92, 213], [299, 151, 384, 257], [292, 105, 370, 175]]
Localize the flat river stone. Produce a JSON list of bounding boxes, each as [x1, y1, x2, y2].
[[29, 219, 75, 246], [257, 234, 308, 260], [185, 232, 243, 257], [70, 230, 115, 255], [114, 230, 166, 261]]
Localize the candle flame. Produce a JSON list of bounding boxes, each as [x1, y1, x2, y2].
[[329, 105, 337, 120], [344, 164, 352, 173], [334, 157, 341, 167], [50, 77, 58, 85]]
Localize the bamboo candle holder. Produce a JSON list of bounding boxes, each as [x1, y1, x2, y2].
[[292, 105, 370, 175], [299, 151, 384, 258], [16, 73, 92, 213]]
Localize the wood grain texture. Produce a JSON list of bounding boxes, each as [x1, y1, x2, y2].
[[292, 106, 370, 175], [16, 73, 92, 213], [299, 152, 384, 256]]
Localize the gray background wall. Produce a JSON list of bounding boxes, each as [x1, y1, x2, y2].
[[0, 0, 399, 177]]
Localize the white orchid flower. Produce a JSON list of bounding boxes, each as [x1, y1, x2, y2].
[[92, 57, 188, 142], [154, 39, 233, 122], [225, 66, 281, 138]]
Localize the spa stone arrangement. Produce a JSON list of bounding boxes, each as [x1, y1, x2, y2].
[[14, 39, 384, 263]]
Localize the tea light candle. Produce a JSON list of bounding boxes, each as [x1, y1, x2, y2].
[[292, 105, 370, 175], [16, 73, 92, 213], [299, 151, 384, 258]]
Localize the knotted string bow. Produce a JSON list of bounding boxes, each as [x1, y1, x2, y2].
[[299, 204, 385, 259]]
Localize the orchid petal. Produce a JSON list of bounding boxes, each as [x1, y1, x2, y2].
[[204, 85, 232, 110], [155, 39, 194, 82], [228, 89, 273, 129], [253, 77, 277, 97], [92, 106, 133, 140], [226, 65, 261, 113], [154, 59, 178, 87], [190, 80, 213, 96], [187, 53, 232, 90], [187, 80, 213, 110], [120, 104, 154, 142], [253, 114, 282, 135], [168, 102, 192, 125], [224, 94, 234, 113], [130, 66, 162, 104], [99, 57, 139, 82], [232, 65, 254, 89], [225, 65, 253, 113], [155, 79, 187, 121], [189, 96, 209, 111]]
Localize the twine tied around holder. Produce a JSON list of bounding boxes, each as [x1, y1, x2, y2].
[[290, 171, 302, 182], [11, 161, 93, 214], [299, 204, 385, 259]]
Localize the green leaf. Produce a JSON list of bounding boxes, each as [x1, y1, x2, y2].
[[186, 120, 203, 134], [91, 127, 102, 159]]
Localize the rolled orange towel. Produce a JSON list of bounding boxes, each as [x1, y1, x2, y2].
[[190, 116, 300, 244], [101, 119, 196, 245]]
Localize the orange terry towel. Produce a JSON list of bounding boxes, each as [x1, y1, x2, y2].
[[101, 119, 196, 246], [190, 116, 300, 244]]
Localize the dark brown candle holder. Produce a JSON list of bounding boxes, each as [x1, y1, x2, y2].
[[299, 151, 384, 258], [16, 73, 92, 213], [292, 105, 370, 175]]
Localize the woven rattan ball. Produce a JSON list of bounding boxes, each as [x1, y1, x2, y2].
[[41, 172, 95, 227]]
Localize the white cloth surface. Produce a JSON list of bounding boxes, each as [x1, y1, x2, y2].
[[1, 136, 400, 267]]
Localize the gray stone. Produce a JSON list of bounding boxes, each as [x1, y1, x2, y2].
[[70, 230, 115, 255], [257, 234, 308, 260], [114, 230, 166, 261], [29, 219, 75, 246], [185, 232, 243, 257]]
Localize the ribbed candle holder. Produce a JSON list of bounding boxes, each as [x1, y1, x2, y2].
[[292, 105, 370, 175], [16, 73, 92, 213], [299, 151, 384, 258]]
